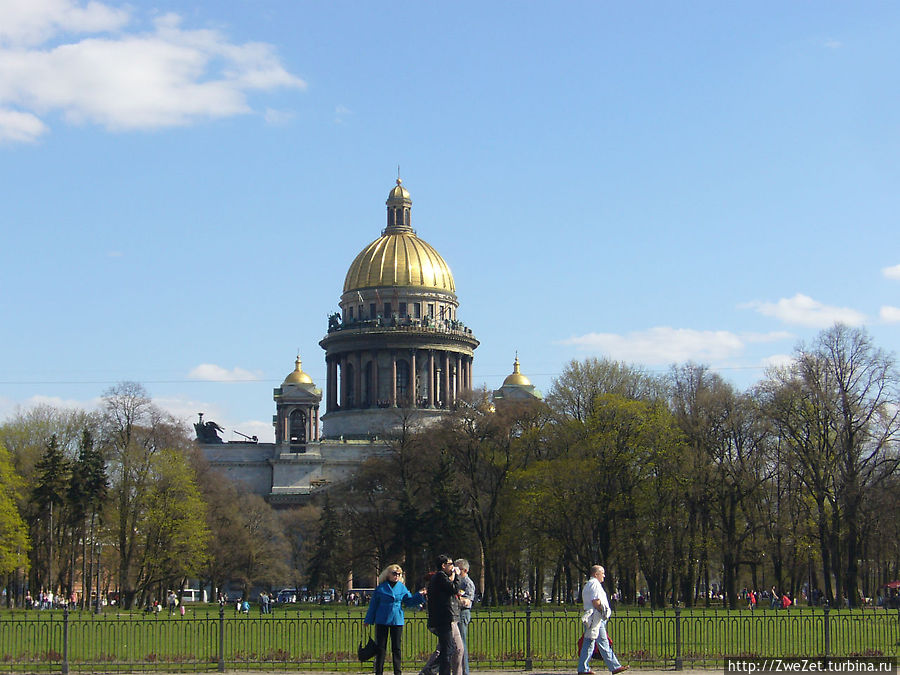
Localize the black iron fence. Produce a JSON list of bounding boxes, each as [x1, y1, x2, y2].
[[0, 605, 897, 673]]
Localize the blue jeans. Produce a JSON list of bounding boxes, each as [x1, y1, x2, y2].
[[458, 610, 471, 675], [578, 618, 621, 673]]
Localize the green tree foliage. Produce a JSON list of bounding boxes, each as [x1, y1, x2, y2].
[[0, 442, 30, 578], [432, 393, 545, 605], [137, 448, 210, 602], [669, 365, 772, 608], [31, 435, 71, 592], [100, 382, 187, 608], [547, 358, 661, 423], [68, 429, 108, 608]]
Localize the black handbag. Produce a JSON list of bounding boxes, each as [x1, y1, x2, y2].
[[357, 629, 378, 661]]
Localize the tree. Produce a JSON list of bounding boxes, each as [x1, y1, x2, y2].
[[32, 435, 71, 593], [0, 405, 97, 601], [68, 429, 108, 609], [136, 448, 210, 604], [547, 358, 660, 423], [229, 493, 290, 594], [306, 495, 349, 594], [100, 382, 192, 608], [761, 324, 900, 606], [0, 443, 30, 584], [669, 365, 771, 608]]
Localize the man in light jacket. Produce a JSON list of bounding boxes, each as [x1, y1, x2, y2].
[[578, 565, 628, 674]]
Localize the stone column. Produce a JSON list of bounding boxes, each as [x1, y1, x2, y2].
[[355, 352, 362, 410], [442, 352, 450, 408], [410, 350, 417, 407], [313, 405, 319, 440], [428, 350, 435, 408], [391, 352, 397, 407], [326, 357, 335, 412], [373, 351, 380, 407], [339, 356, 347, 409]]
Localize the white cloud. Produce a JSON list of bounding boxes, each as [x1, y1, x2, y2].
[[761, 353, 795, 371], [560, 326, 749, 365], [741, 293, 866, 327], [0, 108, 47, 142], [824, 39, 842, 49], [0, 2, 305, 141], [882, 264, 900, 280], [188, 363, 262, 382], [0, 0, 129, 47], [880, 306, 900, 323]]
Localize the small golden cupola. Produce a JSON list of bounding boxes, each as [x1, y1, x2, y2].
[[283, 355, 314, 385], [494, 354, 543, 403], [502, 355, 532, 387]]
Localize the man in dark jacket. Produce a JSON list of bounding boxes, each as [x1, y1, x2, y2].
[[424, 554, 462, 675]]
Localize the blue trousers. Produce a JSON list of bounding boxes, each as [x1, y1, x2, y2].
[[578, 618, 621, 673]]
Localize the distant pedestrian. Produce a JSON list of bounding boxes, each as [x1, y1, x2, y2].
[[423, 555, 463, 675], [363, 564, 425, 675], [454, 559, 476, 675], [577, 565, 628, 674]]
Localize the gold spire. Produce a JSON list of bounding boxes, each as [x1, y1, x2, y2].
[[283, 354, 314, 385]]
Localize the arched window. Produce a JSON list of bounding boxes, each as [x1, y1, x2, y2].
[[289, 409, 307, 447]]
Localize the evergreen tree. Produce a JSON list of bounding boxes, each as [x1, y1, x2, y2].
[[68, 429, 108, 608], [32, 435, 71, 592], [306, 495, 346, 593]]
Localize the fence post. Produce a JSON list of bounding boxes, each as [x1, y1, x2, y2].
[[218, 603, 225, 672], [524, 603, 533, 670], [822, 606, 830, 666], [61, 605, 69, 675], [674, 607, 683, 671]]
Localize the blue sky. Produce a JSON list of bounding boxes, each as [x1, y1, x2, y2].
[[1, 0, 899, 442]]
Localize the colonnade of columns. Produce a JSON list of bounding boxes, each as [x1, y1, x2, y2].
[[325, 349, 473, 413]]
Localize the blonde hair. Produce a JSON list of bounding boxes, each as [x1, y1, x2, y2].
[[378, 564, 404, 584]]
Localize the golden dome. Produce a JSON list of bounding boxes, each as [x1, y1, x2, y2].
[[344, 232, 455, 293], [283, 355, 314, 385], [502, 356, 532, 386], [343, 179, 455, 293]]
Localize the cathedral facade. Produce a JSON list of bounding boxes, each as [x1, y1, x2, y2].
[[200, 180, 538, 504]]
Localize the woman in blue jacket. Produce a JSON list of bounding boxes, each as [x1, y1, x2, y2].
[[364, 564, 425, 675]]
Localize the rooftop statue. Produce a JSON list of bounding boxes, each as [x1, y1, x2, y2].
[[194, 413, 225, 444]]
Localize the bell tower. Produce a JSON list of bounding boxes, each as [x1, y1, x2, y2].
[[273, 355, 322, 453]]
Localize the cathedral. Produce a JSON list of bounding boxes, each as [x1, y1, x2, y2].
[[200, 179, 541, 505]]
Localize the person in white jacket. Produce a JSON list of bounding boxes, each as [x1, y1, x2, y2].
[[577, 566, 628, 674]]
